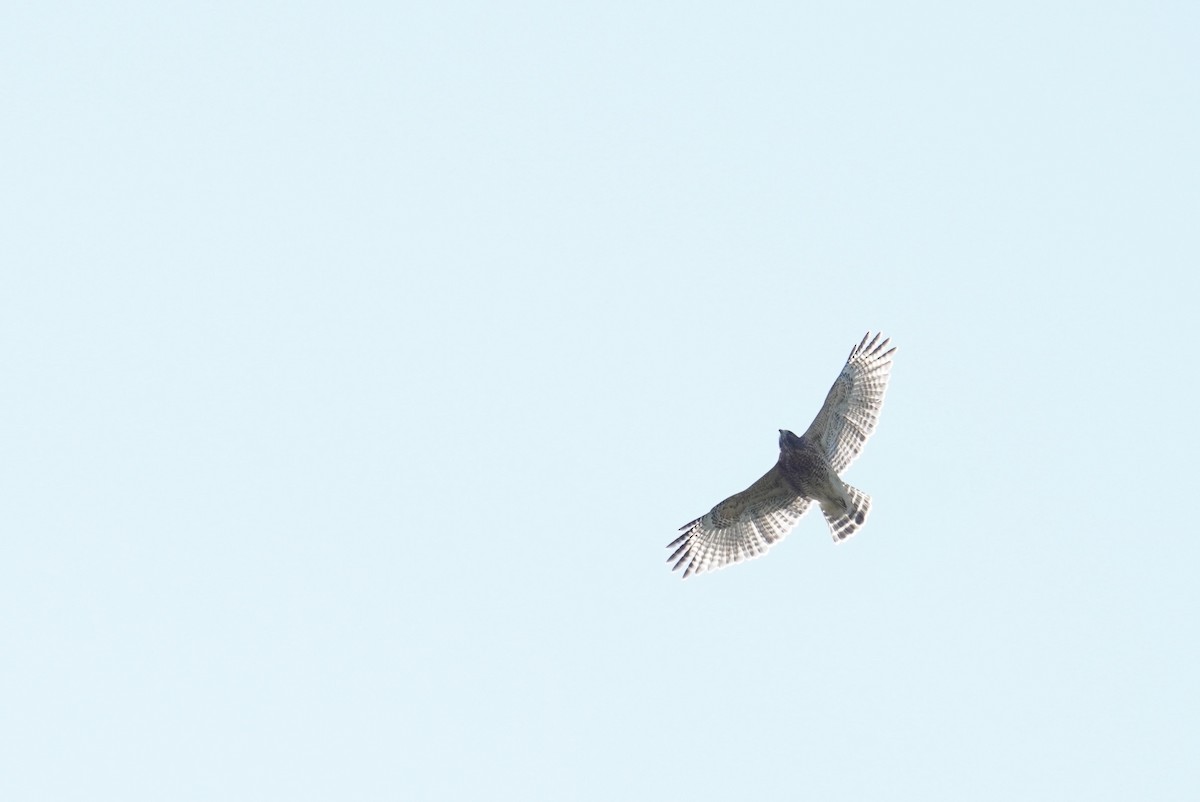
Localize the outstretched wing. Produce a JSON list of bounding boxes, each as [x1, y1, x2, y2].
[[802, 332, 896, 474], [667, 464, 812, 578]]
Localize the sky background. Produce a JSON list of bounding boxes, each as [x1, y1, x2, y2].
[[3, 1, 1199, 800]]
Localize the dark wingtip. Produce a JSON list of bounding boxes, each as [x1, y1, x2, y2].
[[666, 539, 691, 564], [855, 331, 898, 362]]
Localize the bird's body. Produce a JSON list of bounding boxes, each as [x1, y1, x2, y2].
[[667, 332, 896, 578]]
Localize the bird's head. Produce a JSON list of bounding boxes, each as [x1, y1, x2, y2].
[[778, 429, 802, 450]]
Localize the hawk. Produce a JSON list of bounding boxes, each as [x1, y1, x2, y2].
[[667, 332, 897, 578]]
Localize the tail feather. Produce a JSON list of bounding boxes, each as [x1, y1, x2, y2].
[[822, 484, 871, 542]]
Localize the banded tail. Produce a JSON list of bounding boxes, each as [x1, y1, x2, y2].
[[821, 483, 871, 542]]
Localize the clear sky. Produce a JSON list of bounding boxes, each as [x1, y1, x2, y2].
[[4, 2, 1198, 800]]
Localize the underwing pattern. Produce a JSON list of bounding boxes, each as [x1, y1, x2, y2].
[[668, 332, 896, 578]]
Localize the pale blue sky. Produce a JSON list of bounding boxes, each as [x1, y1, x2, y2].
[[3, 1, 1199, 800]]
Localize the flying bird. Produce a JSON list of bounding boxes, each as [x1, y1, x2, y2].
[[667, 332, 897, 578]]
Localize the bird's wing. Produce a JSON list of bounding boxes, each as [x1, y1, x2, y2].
[[667, 464, 812, 578], [802, 332, 896, 474]]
